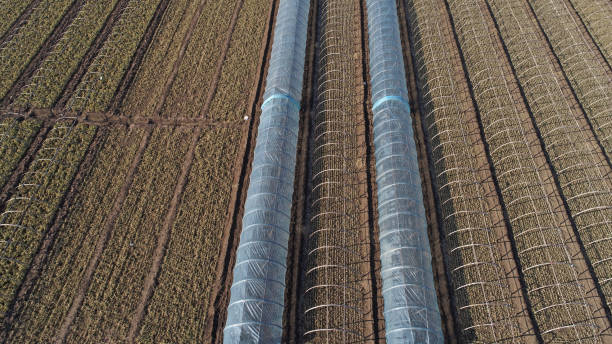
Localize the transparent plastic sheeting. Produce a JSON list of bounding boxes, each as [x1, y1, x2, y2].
[[223, 0, 309, 342], [366, 0, 444, 342]]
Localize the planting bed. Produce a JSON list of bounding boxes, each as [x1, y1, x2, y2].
[[1, 0, 612, 342]]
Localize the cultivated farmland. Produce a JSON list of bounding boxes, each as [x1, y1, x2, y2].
[[1, 0, 612, 342]]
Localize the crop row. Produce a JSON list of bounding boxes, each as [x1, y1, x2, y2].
[[0, 121, 94, 317], [137, 127, 241, 343], [0, 0, 76, 100], [567, 0, 612, 68], [69, 0, 162, 112], [1, 0, 166, 331], [487, 0, 612, 323], [14, 0, 121, 108], [527, 0, 612, 161], [404, 0, 526, 340], [65, 128, 191, 342], [3, 127, 145, 342], [158, 0, 236, 118], [303, 0, 371, 340], [0, 118, 41, 189], [120, 0, 201, 117], [446, 0, 602, 340], [0, 0, 34, 40], [206, 0, 271, 121]]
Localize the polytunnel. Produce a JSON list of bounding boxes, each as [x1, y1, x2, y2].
[[366, 0, 444, 342], [222, 0, 309, 342]]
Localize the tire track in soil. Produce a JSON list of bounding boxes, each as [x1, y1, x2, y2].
[[283, 0, 316, 338], [396, 0, 457, 340], [0, 126, 106, 341], [358, 0, 383, 340], [1, 0, 86, 107], [55, 0, 131, 109], [150, 0, 209, 117], [108, 0, 172, 113], [203, 0, 278, 341], [53, 127, 152, 344], [484, 0, 612, 328], [126, 0, 248, 340], [0, 0, 42, 47], [0, 121, 50, 207]]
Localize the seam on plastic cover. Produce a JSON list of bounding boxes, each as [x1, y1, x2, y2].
[[261, 93, 301, 110]]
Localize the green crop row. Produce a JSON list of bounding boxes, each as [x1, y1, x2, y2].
[[159, 0, 235, 118], [3, 127, 145, 342], [120, 0, 201, 117], [65, 128, 191, 342], [527, 0, 612, 163], [207, 0, 270, 121], [487, 0, 612, 323], [446, 0, 602, 341], [0, 0, 34, 39], [137, 127, 241, 343], [568, 0, 612, 68], [69, 0, 161, 112], [405, 0, 525, 340], [0, 0, 76, 100], [0, 122, 94, 318], [0, 118, 41, 189], [14, 0, 120, 108]]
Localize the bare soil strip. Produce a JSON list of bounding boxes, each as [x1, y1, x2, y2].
[[0, 108, 244, 128], [0, 122, 50, 206], [283, 0, 317, 339], [0, 0, 41, 47], [108, 0, 172, 112], [0, 126, 105, 339], [358, 0, 383, 340], [53, 127, 152, 343], [55, 0, 130, 109], [150, 0, 209, 116], [1, 0, 86, 107]]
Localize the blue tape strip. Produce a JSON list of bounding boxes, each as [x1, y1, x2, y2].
[[261, 93, 301, 110], [372, 95, 410, 112]]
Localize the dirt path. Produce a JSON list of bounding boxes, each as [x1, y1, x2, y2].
[[53, 127, 151, 343], [55, 0, 130, 109], [108, 0, 172, 113], [0, 126, 106, 341], [0, 108, 244, 128], [1, 0, 86, 107], [357, 0, 383, 340], [0, 0, 42, 47]]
